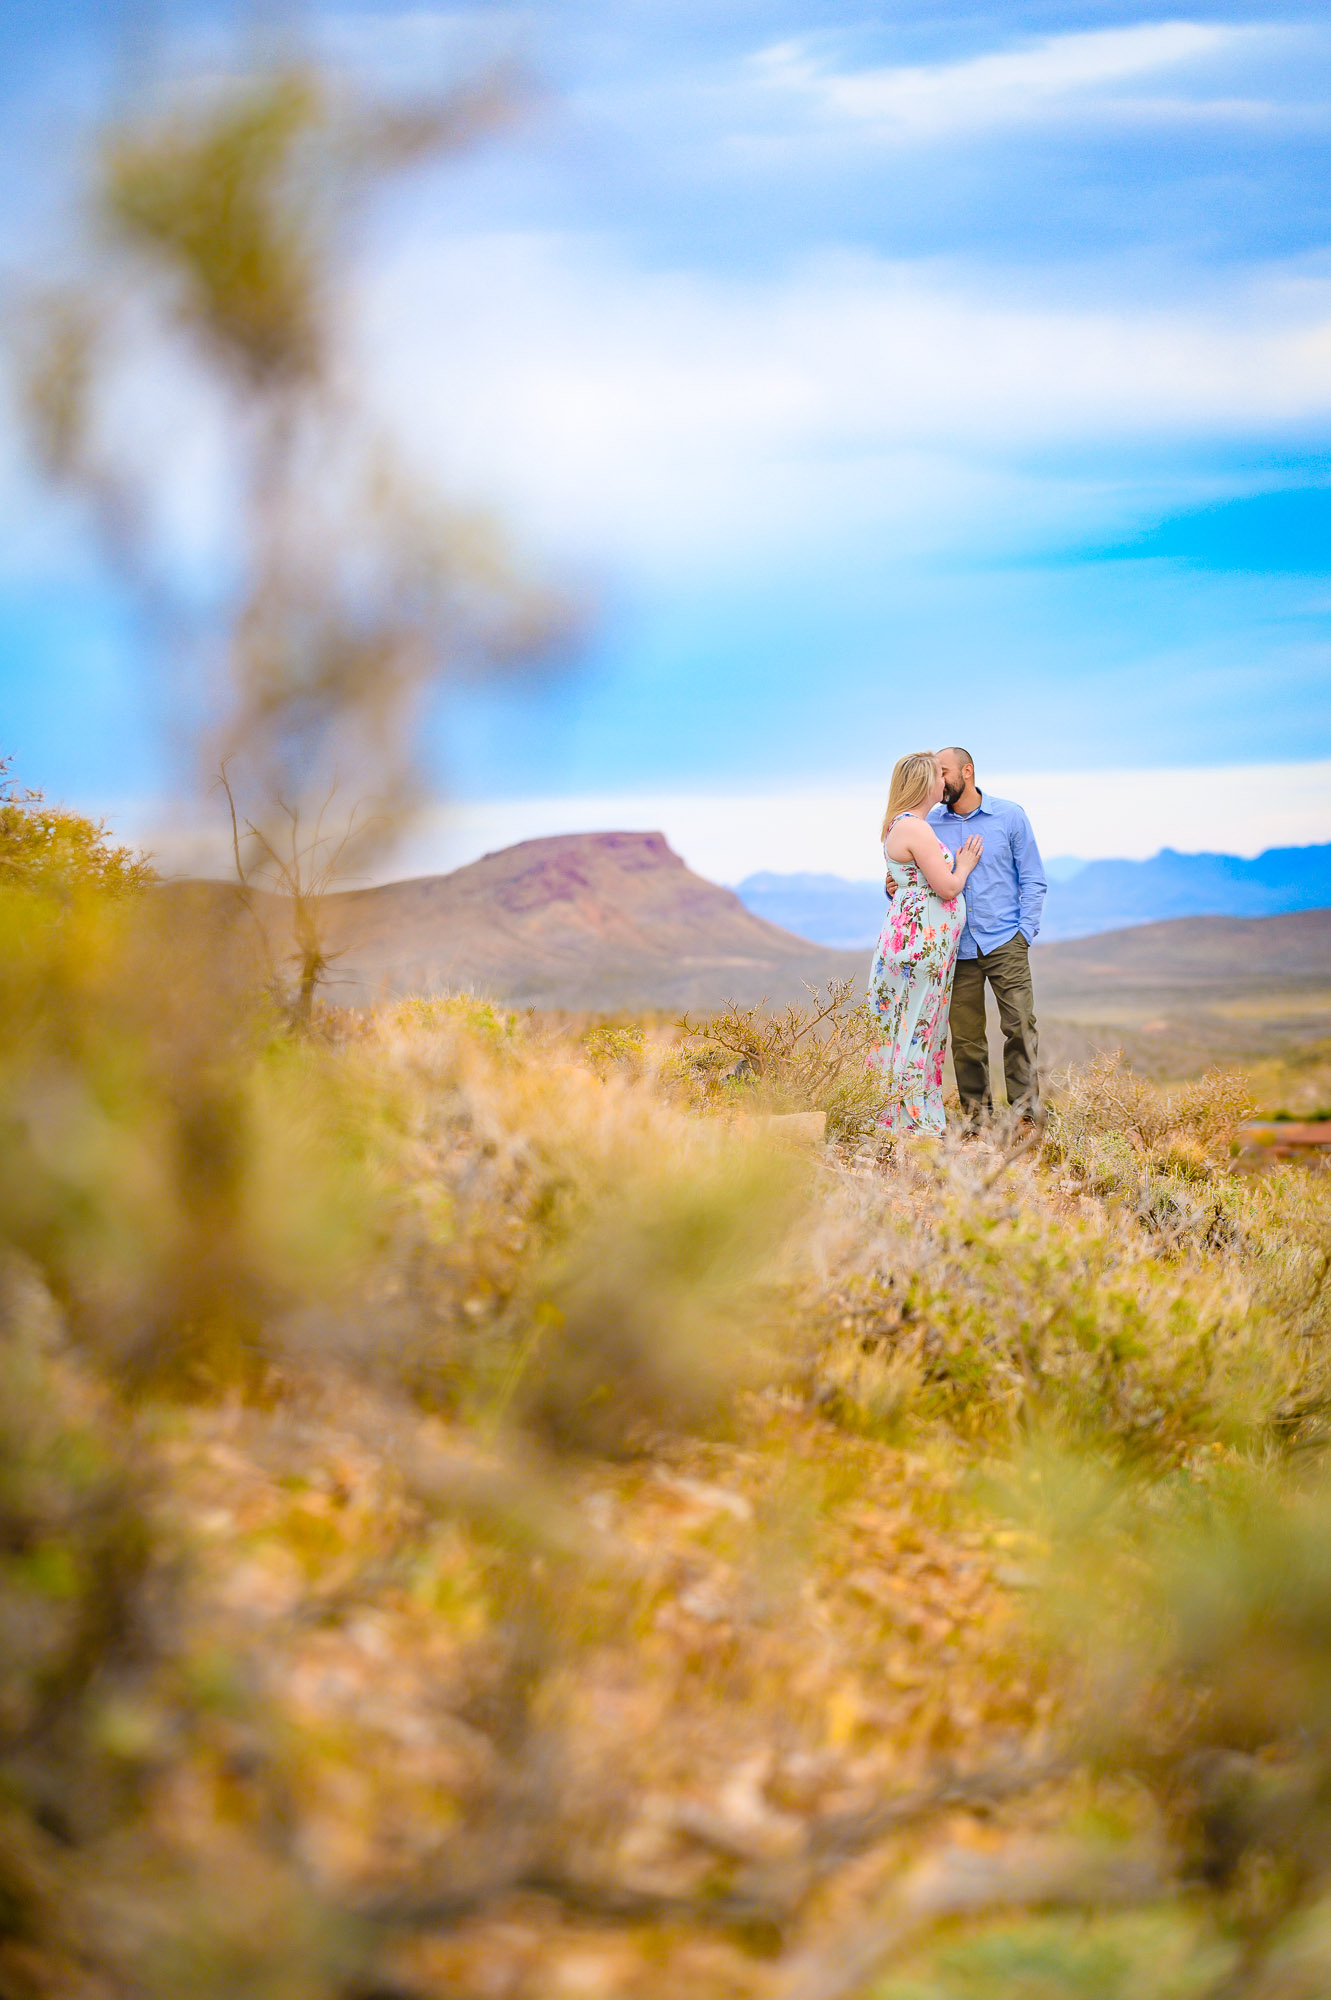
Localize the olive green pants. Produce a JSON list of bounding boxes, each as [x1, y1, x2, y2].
[[949, 932, 1041, 1122]]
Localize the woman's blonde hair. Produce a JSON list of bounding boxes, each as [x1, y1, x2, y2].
[[881, 752, 939, 839]]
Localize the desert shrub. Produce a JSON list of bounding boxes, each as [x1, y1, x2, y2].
[[1237, 1169, 1331, 1450], [1166, 1066, 1257, 1146], [1041, 1054, 1255, 1256], [580, 1019, 647, 1079], [673, 977, 884, 1140], [0, 757, 153, 899], [299, 1005, 811, 1452], [0, 881, 381, 1392], [1045, 1052, 1252, 1197], [803, 1148, 1306, 1461], [0, 1259, 148, 1792], [1022, 1459, 1331, 1993], [874, 1907, 1235, 2000], [391, 991, 523, 1054], [0, 1260, 360, 2000], [499, 1141, 802, 1455], [810, 1321, 923, 1444]]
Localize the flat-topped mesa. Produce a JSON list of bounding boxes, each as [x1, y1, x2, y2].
[[474, 832, 685, 916], [313, 829, 842, 1009], [480, 829, 682, 873]]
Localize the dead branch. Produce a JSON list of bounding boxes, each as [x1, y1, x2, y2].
[[772, 1833, 1168, 2000], [359, 1750, 1071, 1941]]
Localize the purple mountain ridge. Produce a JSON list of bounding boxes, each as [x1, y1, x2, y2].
[[736, 844, 1331, 948]]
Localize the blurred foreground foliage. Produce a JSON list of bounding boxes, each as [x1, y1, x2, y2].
[[18, 58, 570, 926], [4, 834, 1331, 1998]]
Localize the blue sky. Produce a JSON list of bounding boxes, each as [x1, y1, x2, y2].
[[3, 0, 1331, 877]]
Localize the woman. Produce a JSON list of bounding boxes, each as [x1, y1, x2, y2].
[[868, 751, 983, 1137]]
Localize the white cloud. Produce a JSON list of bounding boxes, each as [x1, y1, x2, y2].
[[362, 231, 1331, 575], [99, 758, 1331, 890], [22, 228, 1328, 593], [749, 22, 1267, 141], [233, 757, 1324, 885]]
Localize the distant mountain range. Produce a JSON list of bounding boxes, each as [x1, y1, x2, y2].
[[1039, 845, 1331, 940], [736, 843, 1331, 947]]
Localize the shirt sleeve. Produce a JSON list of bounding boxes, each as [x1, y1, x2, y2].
[[1012, 808, 1047, 942]]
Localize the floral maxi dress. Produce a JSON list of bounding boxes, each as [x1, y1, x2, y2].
[[867, 814, 966, 1136]]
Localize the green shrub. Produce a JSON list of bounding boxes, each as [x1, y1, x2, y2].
[[0, 757, 153, 899], [580, 1019, 647, 1080]]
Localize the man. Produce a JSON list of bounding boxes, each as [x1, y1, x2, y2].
[[927, 747, 1047, 1126]]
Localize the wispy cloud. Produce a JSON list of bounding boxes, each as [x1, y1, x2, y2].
[[140, 758, 1323, 882], [749, 21, 1269, 141], [362, 231, 1331, 575], [109, 757, 1331, 886]]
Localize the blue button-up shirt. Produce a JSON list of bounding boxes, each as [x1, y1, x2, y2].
[[927, 793, 1047, 959]]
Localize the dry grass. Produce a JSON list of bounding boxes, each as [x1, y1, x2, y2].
[[4, 910, 1331, 1998]]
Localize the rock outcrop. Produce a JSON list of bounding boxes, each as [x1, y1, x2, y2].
[[315, 831, 867, 1010]]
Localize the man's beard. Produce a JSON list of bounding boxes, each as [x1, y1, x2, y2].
[[942, 780, 961, 807]]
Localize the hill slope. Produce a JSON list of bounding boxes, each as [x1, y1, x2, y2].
[[1035, 906, 1331, 1003], [318, 831, 865, 1010], [1031, 908, 1331, 1073]]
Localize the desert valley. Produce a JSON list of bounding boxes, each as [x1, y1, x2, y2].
[[243, 829, 1331, 1080]]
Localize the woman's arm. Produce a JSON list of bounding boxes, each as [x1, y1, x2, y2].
[[894, 822, 983, 898]]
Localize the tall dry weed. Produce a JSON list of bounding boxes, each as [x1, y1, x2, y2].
[[673, 977, 885, 1139], [1046, 1050, 1252, 1187]]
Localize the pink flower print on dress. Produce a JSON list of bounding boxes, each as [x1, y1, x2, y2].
[[868, 845, 965, 1137]]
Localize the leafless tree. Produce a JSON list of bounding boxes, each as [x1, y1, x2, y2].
[[217, 757, 368, 1024]]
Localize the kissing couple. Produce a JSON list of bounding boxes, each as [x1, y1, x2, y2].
[[868, 747, 1047, 1140]]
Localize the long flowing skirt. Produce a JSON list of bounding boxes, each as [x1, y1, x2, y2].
[[867, 882, 964, 1136]]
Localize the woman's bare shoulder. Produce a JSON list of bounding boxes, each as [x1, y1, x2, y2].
[[888, 813, 940, 852], [884, 814, 921, 860]]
